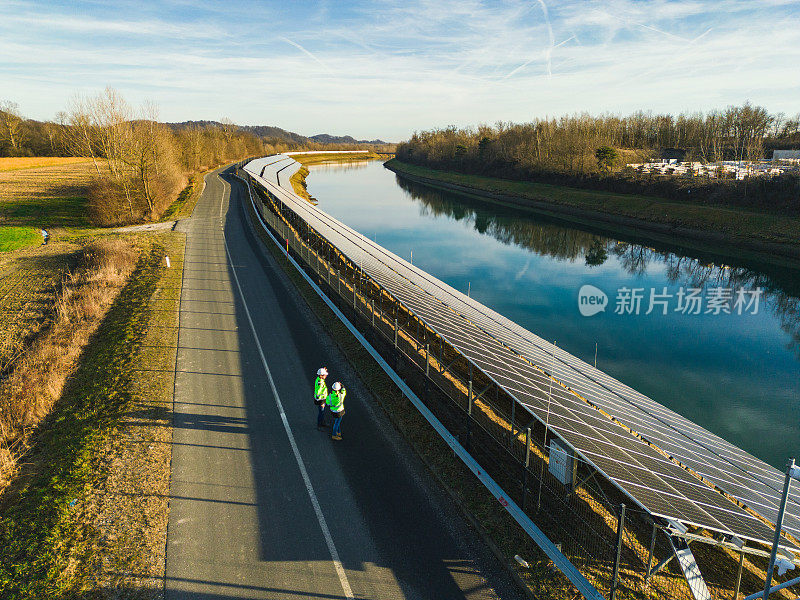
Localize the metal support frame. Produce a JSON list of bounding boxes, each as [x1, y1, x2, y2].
[[734, 546, 745, 600], [762, 458, 799, 600], [472, 382, 493, 404], [668, 530, 800, 564], [649, 547, 675, 578], [746, 576, 800, 600], [571, 466, 603, 498], [440, 356, 461, 376]]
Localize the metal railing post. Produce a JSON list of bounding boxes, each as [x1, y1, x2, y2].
[[610, 503, 626, 600], [424, 342, 430, 401], [511, 399, 516, 444], [466, 379, 473, 452], [425, 343, 430, 377], [645, 521, 657, 582], [522, 427, 531, 509]]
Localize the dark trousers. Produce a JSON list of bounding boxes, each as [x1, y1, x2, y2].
[[317, 403, 326, 426]]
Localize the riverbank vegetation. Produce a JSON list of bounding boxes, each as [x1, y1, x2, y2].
[[396, 104, 800, 212], [386, 159, 800, 257]]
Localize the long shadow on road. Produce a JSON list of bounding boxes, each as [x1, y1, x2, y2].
[[222, 171, 520, 600]]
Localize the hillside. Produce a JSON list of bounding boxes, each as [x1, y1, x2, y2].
[[166, 120, 388, 147], [309, 133, 388, 145]]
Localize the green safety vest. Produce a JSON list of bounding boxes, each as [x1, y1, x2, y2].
[[326, 388, 346, 413], [315, 377, 328, 401]]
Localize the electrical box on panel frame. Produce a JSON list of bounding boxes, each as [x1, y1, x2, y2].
[[549, 438, 577, 491]]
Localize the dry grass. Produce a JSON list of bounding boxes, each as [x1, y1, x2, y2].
[[0, 161, 102, 227], [0, 241, 79, 371], [0, 157, 94, 172], [0, 235, 180, 599], [0, 239, 139, 490], [70, 232, 183, 597], [161, 168, 211, 220]]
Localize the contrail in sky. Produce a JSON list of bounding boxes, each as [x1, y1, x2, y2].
[[537, 0, 555, 77], [502, 35, 574, 79], [280, 36, 333, 74]]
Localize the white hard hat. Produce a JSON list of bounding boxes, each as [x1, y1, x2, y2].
[[317, 367, 328, 376], [332, 382, 342, 391]]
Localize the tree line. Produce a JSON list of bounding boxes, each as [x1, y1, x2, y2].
[[395, 104, 800, 211], [0, 89, 386, 226]]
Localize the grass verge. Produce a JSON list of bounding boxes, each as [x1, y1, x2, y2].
[[0, 227, 44, 252], [161, 169, 209, 220], [385, 158, 800, 258], [0, 236, 178, 598]]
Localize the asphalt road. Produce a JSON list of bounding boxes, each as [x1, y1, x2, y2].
[[164, 166, 525, 600]]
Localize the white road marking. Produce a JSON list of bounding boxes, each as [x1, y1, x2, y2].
[[219, 175, 229, 218], [222, 233, 355, 600]]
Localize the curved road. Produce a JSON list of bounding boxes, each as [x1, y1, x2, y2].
[[165, 166, 525, 600]]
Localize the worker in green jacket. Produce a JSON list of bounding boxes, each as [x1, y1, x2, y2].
[[314, 367, 328, 429], [327, 382, 346, 440]]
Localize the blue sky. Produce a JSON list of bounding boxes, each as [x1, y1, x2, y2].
[[2, 0, 799, 140]]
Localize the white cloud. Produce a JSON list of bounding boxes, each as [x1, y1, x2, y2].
[[0, 0, 798, 139]]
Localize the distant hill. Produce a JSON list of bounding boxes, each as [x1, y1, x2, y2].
[[309, 133, 388, 145], [166, 121, 388, 146]]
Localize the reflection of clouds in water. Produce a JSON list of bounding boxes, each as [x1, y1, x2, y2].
[[307, 160, 375, 174], [397, 174, 800, 358], [515, 256, 531, 281]]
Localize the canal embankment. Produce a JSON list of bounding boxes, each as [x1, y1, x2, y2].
[[384, 158, 800, 266]]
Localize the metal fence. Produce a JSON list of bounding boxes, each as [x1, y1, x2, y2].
[[240, 168, 786, 600]]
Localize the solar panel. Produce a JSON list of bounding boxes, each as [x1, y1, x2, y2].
[[245, 157, 799, 550]]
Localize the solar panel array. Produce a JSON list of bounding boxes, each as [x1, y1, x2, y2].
[[244, 156, 798, 550]]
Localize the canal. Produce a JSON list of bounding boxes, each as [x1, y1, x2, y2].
[[305, 159, 800, 470]]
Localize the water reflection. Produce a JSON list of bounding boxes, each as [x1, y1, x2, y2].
[[306, 160, 373, 174], [395, 174, 800, 358]]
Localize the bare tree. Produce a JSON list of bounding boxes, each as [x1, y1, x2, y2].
[[0, 100, 26, 154]]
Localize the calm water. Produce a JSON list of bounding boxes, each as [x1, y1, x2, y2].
[[306, 160, 800, 469]]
